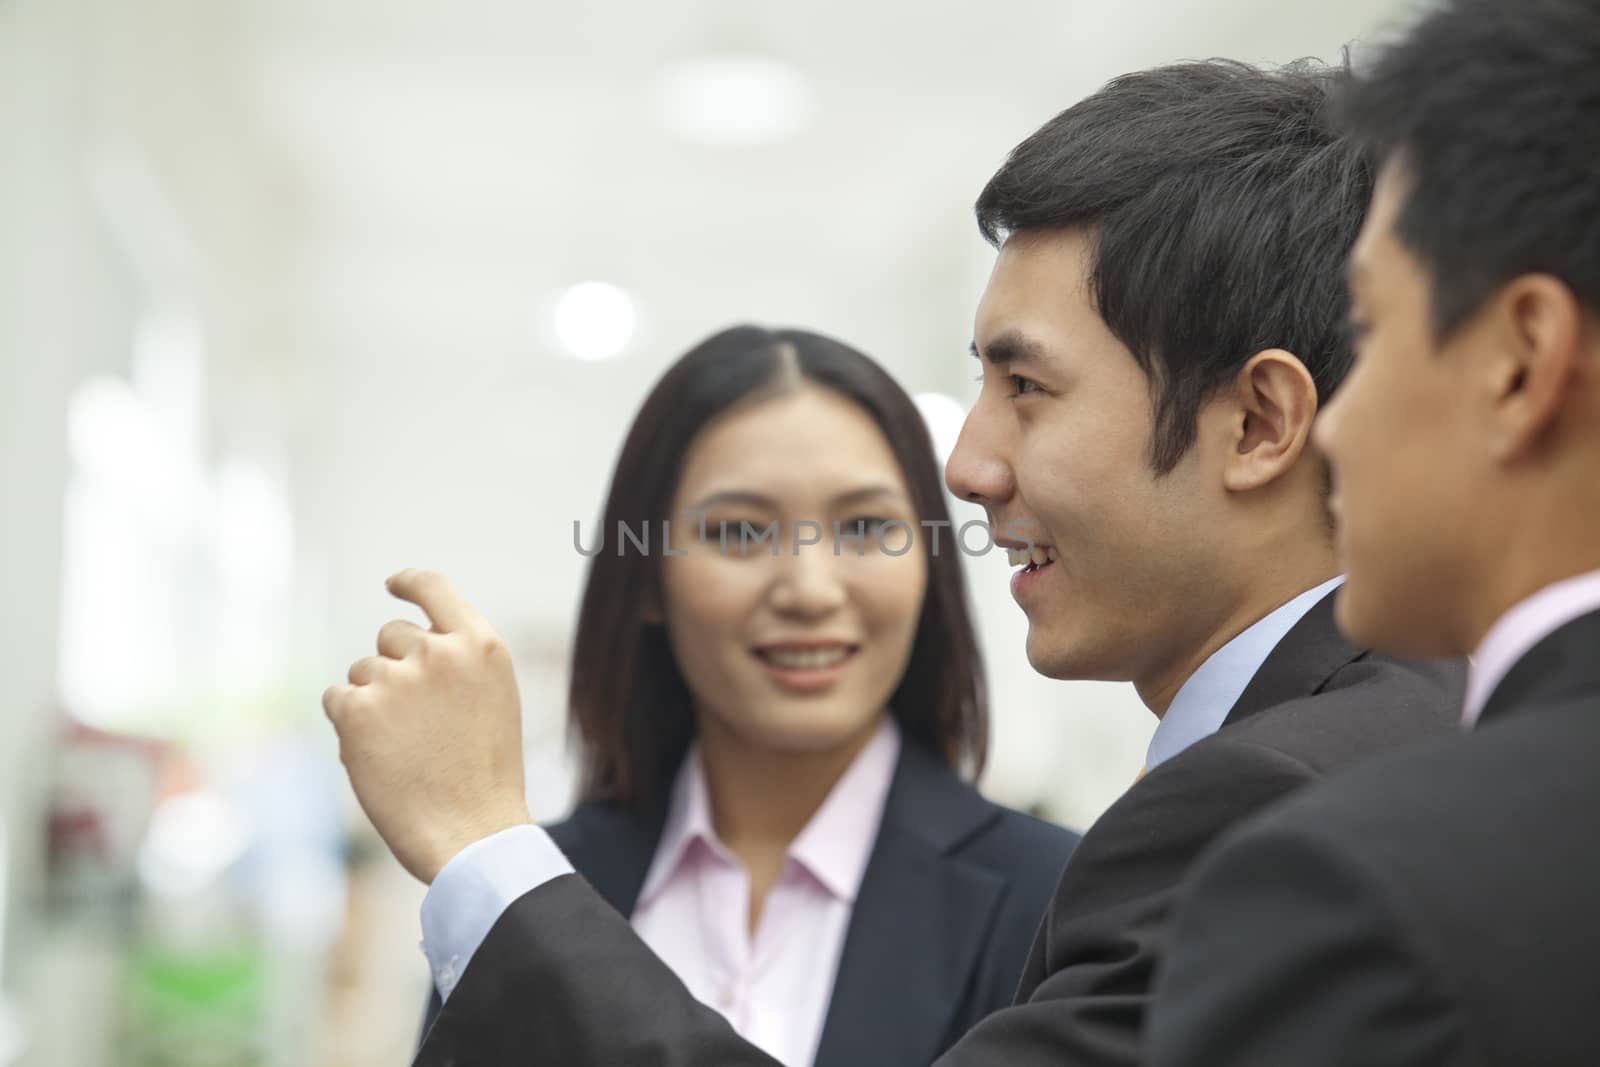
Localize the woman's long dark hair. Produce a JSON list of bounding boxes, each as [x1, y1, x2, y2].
[[568, 325, 988, 813]]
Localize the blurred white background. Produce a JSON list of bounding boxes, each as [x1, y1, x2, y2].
[[2, 0, 1408, 1063]]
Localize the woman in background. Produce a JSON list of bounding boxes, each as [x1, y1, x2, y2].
[[422, 324, 1078, 1066]]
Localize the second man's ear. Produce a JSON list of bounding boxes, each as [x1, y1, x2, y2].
[[1221, 348, 1320, 493], [1482, 273, 1587, 463]]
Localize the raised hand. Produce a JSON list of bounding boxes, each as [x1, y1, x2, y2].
[[323, 568, 532, 883]]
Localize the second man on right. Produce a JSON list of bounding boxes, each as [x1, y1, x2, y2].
[[1149, 1, 1600, 1063]]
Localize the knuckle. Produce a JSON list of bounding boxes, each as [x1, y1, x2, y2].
[[340, 686, 374, 717], [475, 631, 507, 660], [377, 620, 406, 649]]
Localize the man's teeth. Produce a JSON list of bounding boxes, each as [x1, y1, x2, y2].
[[1006, 546, 1059, 568], [762, 647, 852, 669]]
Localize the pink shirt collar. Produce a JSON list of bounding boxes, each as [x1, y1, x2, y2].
[[637, 717, 902, 907], [1464, 568, 1600, 727]]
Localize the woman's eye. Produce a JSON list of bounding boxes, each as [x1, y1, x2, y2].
[[705, 518, 767, 552], [700, 521, 742, 547]]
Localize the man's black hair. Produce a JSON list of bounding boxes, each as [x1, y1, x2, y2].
[[977, 59, 1371, 473]]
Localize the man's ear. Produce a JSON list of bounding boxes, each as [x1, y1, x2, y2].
[[1221, 349, 1320, 492], [1482, 274, 1585, 462]]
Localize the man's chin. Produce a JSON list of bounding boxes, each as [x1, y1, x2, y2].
[[1333, 582, 1454, 659], [1331, 582, 1368, 644], [1024, 629, 1103, 682]]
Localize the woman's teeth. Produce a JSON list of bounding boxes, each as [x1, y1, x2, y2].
[[1007, 545, 1059, 569], [760, 646, 852, 670]]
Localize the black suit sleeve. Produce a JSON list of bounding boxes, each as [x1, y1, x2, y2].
[[416, 872, 782, 1067], [416, 736, 1335, 1067], [1146, 811, 1476, 1067]]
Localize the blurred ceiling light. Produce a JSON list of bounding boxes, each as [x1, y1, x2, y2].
[[554, 281, 636, 361], [914, 392, 969, 466], [655, 53, 816, 145]]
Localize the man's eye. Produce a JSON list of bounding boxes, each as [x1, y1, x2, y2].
[[1010, 374, 1040, 396]]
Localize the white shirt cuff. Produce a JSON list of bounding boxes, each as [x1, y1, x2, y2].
[[419, 824, 575, 1002]]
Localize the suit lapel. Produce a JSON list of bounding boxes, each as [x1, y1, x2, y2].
[[549, 802, 665, 917], [1479, 607, 1600, 724], [1223, 590, 1366, 726], [811, 743, 1006, 1067]]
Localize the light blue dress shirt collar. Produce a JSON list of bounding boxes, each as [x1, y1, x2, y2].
[[1144, 575, 1345, 771]]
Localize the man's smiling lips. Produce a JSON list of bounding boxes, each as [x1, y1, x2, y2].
[[996, 535, 1059, 603]]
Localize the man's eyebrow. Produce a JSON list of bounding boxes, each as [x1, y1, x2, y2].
[[970, 332, 1049, 368]]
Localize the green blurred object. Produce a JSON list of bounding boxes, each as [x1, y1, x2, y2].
[[121, 940, 269, 1067]]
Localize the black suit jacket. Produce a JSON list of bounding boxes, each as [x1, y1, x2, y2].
[[419, 739, 1078, 1067], [1149, 607, 1600, 1067], [416, 591, 1465, 1067]]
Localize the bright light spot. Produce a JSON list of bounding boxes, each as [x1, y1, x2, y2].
[[136, 791, 249, 898], [65, 375, 199, 522], [914, 392, 969, 465], [554, 281, 636, 361], [655, 53, 816, 146]]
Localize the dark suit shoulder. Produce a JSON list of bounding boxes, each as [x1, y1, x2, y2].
[[1086, 648, 1461, 879], [1155, 696, 1600, 1067], [1055, 728, 1323, 916], [1019, 653, 1460, 1008], [1215, 651, 1463, 772], [1229, 691, 1598, 933], [952, 801, 1079, 880], [1149, 789, 1475, 1067]]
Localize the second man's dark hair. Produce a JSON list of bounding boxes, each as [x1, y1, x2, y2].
[[1335, 0, 1600, 336]]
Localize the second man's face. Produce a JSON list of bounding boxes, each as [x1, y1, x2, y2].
[[1317, 164, 1497, 658], [948, 229, 1235, 690]]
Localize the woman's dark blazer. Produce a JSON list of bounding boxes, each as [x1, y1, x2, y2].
[[421, 738, 1078, 1066]]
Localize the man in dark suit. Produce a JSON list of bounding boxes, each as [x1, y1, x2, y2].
[[323, 60, 1464, 1067], [1146, 3, 1600, 1064]]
